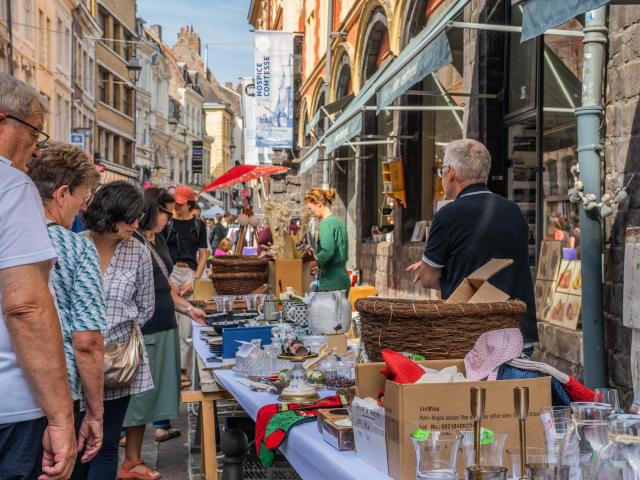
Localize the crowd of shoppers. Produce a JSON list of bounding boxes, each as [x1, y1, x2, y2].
[[0, 74, 208, 480]]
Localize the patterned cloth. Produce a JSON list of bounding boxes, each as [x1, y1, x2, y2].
[[47, 224, 106, 401], [86, 234, 155, 402]]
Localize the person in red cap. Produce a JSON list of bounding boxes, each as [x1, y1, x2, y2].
[[158, 185, 207, 439]]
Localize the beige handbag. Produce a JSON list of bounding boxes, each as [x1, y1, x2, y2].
[[103, 322, 144, 389]]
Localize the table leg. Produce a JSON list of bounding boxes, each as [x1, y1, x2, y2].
[[201, 398, 218, 479]]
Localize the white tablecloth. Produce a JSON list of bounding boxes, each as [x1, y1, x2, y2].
[[214, 369, 392, 480]]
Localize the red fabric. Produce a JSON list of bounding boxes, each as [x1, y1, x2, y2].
[[562, 376, 595, 402], [255, 395, 346, 456], [201, 165, 289, 192], [380, 349, 425, 384]]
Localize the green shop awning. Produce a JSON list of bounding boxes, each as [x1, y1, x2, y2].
[[304, 94, 354, 137], [375, 0, 470, 113], [322, 60, 394, 155], [521, 0, 609, 41], [299, 146, 321, 174]]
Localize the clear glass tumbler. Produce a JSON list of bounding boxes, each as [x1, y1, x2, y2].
[[593, 414, 640, 480], [460, 430, 509, 468], [539, 406, 572, 464], [411, 431, 463, 480], [506, 447, 547, 478]]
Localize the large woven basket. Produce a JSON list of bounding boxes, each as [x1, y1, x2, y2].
[[355, 297, 526, 361], [210, 271, 268, 295], [210, 256, 268, 274]]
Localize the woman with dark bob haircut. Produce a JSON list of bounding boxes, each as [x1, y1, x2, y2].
[[75, 181, 155, 480], [120, 188, 206, 479]]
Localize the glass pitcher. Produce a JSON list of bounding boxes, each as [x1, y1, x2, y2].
[[411, 430, 463, 480], [593, 414, 640, 480], [559, 402, 614, 480]]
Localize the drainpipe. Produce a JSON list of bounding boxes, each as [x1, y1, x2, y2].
[[322, 0, 333, 189], [7, 0, 13, 75], [576, 6, 608, 388]]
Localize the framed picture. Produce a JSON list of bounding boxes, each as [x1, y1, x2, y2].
[[411, 221, 429, 242]]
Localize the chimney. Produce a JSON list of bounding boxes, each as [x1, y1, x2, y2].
[[225, 81, 233, 90], [177, 24, 201, 56], [150, 24, 162, 41]]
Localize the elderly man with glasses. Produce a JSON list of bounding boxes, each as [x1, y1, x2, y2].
[[407, 139, 538, 353], [0, 74, 77, 479]]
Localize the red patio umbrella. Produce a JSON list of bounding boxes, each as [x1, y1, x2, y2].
[[200, 164, 289, 193]]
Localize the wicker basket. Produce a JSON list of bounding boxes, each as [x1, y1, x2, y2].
[[355, 297, 526, 361], [210, 256, 268, 274], [210, 271, 268, 295]]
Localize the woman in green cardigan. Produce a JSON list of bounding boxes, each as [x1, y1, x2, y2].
[[305, 188, 351, 292]]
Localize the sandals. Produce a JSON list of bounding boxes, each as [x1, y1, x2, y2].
[[154, 427, 181, 442], [118, 460, 161, 480]]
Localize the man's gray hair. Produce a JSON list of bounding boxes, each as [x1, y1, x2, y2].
[[444, 139, 492, 182], [0, 74, 48, 119]]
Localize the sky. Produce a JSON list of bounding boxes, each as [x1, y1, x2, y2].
[[138, 0, 254, 85]]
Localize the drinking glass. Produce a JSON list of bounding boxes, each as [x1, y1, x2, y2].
[[594, 388, 621, 413], [411, 431, 463, 480], [243, 294, 258, 312], [539, 406, 572, 464], [214, 295, 236, 313], [505, 447, 547, 478], [526, 463, 570, 480], [460, 430, 509, 468], [465, 466, 507, 480]]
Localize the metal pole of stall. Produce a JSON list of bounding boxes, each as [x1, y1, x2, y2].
[[322, 0, 334, 189], [577, 6, 608, 388]]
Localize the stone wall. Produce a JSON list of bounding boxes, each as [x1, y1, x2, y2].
[[602, 5, 640, 407]]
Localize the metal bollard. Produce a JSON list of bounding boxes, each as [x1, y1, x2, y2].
[[220, 429, 248, 480]]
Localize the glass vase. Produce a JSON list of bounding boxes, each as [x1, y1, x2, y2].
[[411, 431, 463, 480], [593, 414, 640, 480], [559, 402, 613, 480]]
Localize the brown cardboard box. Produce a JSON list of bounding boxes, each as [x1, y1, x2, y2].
[[325, 334, 348, 355], [193, 278, 215, 301], [356, 361, 552, 480], [446, 259, 513, 304], [269, 259, 311, 295]]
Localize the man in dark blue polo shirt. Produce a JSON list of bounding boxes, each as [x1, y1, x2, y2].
[[407, 139, 538, 348]]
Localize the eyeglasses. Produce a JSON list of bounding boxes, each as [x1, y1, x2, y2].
[[81, 193, 93, 209], [437, 165, 451, 178], [4, 114, 49, 148], [125, 211, 145, 225], [158, 206, 173, 217]]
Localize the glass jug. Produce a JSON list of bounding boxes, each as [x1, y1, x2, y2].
[[593, 414, 640, 480], [559, 402, 613, 480], [411, 430, 463, 480]]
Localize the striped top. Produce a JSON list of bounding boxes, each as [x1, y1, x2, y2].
[[47, 224, 107, 401]]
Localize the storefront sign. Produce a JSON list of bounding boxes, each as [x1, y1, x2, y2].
[[192, 140, 203, 174], [324, 113, 363, 155], [254, 31, 294, 149], [376, 33, 453, 113], [69, 133, 85, 149], [299, 147, 320, 175]]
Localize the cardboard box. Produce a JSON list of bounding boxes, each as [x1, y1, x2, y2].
[[356, 361, 552, 480], [193, 278, 215, 301], [269, 259, 311, 295], [446, 259, 513, 304], [325, 334, 348, 355]]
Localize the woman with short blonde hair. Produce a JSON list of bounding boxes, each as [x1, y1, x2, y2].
[[304, 187, 350, 292]]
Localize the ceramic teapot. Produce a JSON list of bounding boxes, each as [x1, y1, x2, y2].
[[307, 290, 351, 335]]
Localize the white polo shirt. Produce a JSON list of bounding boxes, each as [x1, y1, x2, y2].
[[0, 156, 57, 424]]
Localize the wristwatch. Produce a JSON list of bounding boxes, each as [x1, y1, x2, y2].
[[186, 306, 193, 315]]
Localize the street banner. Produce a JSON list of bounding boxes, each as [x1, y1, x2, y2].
[[192, 140, 203, 174], [254, 31, 293, 148]]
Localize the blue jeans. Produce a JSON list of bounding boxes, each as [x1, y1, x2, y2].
[[71, 396, 130, 480], [0, 416, 46, 479]]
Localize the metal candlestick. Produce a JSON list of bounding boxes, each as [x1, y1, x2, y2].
[[514, 387, 530, 480], [470, 387, 486, 467]]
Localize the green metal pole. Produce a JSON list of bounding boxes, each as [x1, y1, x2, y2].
[[576, 6, 608, 388]]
